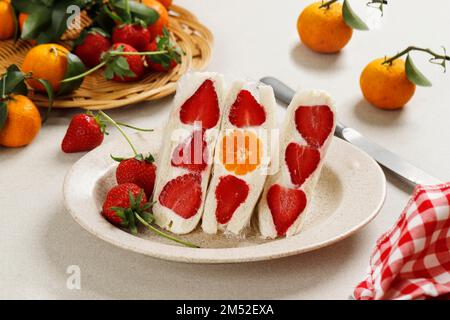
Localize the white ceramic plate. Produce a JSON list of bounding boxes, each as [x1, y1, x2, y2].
[[63, 128, 386, 263]]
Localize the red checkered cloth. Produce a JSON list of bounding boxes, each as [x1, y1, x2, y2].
[[354, 183, 450, 300]]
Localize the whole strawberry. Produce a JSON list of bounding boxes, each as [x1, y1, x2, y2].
[[105, 43, 145, 82], [74, 28, 111, 68], [102, 183, 150, 233], [145, 29, 182, 72], [61, 113, 105, 153], [115, 154, 157, 197], [112, 24, 151, 52]]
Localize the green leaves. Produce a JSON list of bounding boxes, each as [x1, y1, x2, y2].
[[13, 0, 87, 43], [36, 79, 54, 122], [127, 0, 159, 25], [0, 64, 54, 123], [21, 6, 52, 41], [342, 0, 369, 31], [0, 102, 8, 131], [405, 54, 432, 87], [0, 65, 27, 98], [93, 0, 159, 28], [59, 52, 86, 95], [149, 28, 183, 69]]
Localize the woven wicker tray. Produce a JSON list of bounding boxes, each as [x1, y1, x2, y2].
[[0, 5, 213, 110]]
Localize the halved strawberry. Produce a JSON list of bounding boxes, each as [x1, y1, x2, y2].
[[171, 129, 208, 172], [285, 142, 320, 187], [295, 105, 334, 148], [179, 79, 220, 129], [159, 173, 202, 219], [228, 90, 266, 128], [215, 175, 249, 224], [267, 184, 307, 236]]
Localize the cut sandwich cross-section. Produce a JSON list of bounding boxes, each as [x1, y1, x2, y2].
[[295, 105, 334, 148], [158, 173, 202, 219], [179, 79, 220, 129], [258, 90, 336, 239], [171, 129, 208, 172], [215, 175, 250, 224], [267, 184, 307, 236], [285, 142, 320, 187], [228, 90, 266, 128]]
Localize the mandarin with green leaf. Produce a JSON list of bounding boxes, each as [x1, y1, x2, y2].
[[360, 58, 416, 110], [22, 44, 69, 92], [297, 1, 352, 53]]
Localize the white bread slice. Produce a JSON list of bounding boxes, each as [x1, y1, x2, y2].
[[258, 89, 336, 239], [201, 81, 276, 235], [152, 72, 226, 234]]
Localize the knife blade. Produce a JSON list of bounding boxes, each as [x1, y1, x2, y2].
[[260, 76, 442, 186]]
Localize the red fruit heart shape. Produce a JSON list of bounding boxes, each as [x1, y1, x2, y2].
[[267, 184, 307, 236], [179, 79, 220, 129], [171, 129, 208, 172], [159, 173, 202, 219], [295, 105, 334, 148], [228, 90, 266, 128], [285, 142, 320, 187], [215, 175, 249, 224]]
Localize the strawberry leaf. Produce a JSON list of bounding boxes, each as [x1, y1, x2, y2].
[[0, 102, 8, 131], [149, 28, 183, 69], [405, 54, 432, 87], [127, 209, 138, 235], [104, 55, 136, 80], [140, 211, 154, 224], [128, 190, 137, 208], [342, 0, 369, 31], [110, 154, 127, 162]]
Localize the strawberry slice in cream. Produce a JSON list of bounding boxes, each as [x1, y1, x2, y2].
[[153, 72, 225, 234], [258, 89, 336, 239], [202, 81, 276, 235]]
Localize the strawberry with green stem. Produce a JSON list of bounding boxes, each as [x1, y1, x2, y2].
[[61, 110, 153, 153], [61, 43, 171, 83], [98, 111, 157, 197], [102, 183, 199, 248]]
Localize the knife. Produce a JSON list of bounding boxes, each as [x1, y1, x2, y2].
[[260, 76, 442, 186]]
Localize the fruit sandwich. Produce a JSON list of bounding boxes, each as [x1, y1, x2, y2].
[[152, 72, 225, 234], [202, 81, 276, 235], [258, 90, 336, 239]]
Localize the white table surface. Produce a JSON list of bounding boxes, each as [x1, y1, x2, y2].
[[1, 0, 449, 300]]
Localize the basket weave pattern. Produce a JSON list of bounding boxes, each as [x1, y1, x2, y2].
[[0, 5, 213, 110]]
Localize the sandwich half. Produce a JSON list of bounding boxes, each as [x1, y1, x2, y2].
[[202, 81, 276, 235], [258, 89, 336, 238], [153, 72, 226, 234]]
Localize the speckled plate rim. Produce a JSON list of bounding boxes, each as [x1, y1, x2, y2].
[[63, 131, 386, 264]]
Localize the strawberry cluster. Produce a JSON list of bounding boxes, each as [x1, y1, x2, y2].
[[72, 27, 182, 83]]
